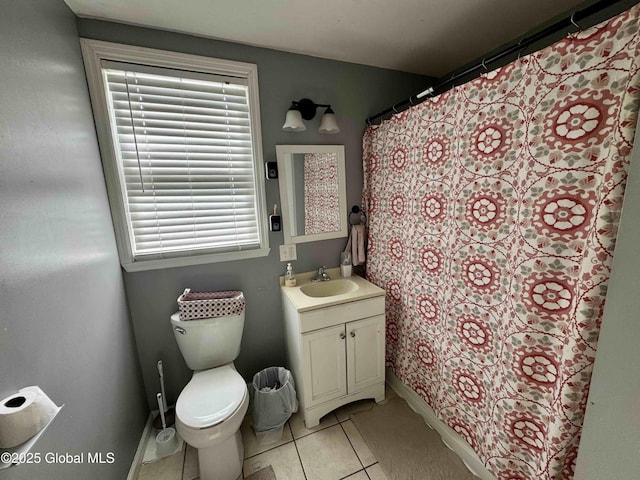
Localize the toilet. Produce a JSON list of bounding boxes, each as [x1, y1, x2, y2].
[[170, 308, 248, 480]]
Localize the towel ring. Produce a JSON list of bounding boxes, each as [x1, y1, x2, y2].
[[348, 205, 367, 227]]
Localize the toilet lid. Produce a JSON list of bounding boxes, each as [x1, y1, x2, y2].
[[177, 365, 247, 429]]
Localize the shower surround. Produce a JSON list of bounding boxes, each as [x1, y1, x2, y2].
[[362, 6, 640, 480]]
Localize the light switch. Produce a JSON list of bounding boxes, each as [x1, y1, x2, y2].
[[279, 244, 297, 261]]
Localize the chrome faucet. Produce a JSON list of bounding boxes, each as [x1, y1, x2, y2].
[[311, 266, 331, 282]]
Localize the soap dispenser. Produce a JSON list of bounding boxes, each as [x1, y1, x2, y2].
[[284, 262, 297, 287]]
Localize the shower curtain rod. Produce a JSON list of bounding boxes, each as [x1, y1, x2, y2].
[[365, 0, 637, 126]]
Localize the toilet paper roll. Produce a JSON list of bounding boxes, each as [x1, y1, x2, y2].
[[0, 386, 59, 449]]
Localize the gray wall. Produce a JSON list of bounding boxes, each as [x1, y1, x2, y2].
[[0, 1, 147, 478], [574, 122, 640, 477], [76, 18, 431, 408]]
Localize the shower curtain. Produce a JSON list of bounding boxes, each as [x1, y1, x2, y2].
[[362, 6, 640, 480]]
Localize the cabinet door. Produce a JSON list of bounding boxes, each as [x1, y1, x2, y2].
[[347, 315, 385, 394], [301, 324, 347, 407]]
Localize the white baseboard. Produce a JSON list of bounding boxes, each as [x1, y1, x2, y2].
[[386, 369, 497, 480], [126, 412, 154, 480]]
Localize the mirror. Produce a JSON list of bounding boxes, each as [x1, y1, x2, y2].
[[276, 145, 347, 244]]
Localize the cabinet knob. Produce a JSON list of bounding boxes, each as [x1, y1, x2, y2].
[[350, 331, 356, 338], [340, 332, 346, 340]]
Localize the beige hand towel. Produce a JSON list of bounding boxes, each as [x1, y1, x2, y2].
[[351, 224, 366, 266]]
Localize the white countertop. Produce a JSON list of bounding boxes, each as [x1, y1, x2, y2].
[[280, 267, 385, 312]]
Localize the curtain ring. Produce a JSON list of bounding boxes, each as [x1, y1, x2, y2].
[[569, 12, 581, 39], [392, 104, 399, 114], [570, 12, 581, 31], [366, 117, 372, 126], [409, 96, 415, 106], [515, 36, 525, 62], [481, 58, 488, 72]]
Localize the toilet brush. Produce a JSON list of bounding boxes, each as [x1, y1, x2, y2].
[[153, 360, 176, 429], [154, 392, 178, 457]]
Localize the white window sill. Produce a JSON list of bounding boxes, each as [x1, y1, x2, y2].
[[121, 247, 271, 272]]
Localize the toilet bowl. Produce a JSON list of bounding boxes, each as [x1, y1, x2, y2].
[[170, 303, 247, 480], [176, 365, 248, 479]]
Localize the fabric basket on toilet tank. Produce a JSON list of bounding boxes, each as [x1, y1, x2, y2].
[[177, 289, 245, 320]]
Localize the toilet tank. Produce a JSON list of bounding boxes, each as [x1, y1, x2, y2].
[[170, 312, 245, 371]]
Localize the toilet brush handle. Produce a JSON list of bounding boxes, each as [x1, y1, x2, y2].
[[157, 361, 168, 413], [157, 393, 167, 431]]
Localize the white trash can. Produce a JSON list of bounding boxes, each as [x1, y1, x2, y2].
[[251, 367, 298, 445]]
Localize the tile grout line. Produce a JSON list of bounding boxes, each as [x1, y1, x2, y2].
[[242, 411, 383, 480], [289, 422, 309, 480], [339, 413, 381, 479], [290, 413, 340, 441], [243, 415, 339, 476], [181, 444, 187, 480], [338, 419, 367, 477], [364, 462, 379, 480], [242, 412, 340, 461], [337, 468, 366, 480], [243, 437, 295, 461], [242, 417, 310, 461]]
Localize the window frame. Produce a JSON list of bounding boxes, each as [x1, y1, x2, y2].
[[80, 39, 269, 271]]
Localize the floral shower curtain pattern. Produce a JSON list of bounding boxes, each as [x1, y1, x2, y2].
[[304, 152, 340, 235], [362, 6, 640, 480]]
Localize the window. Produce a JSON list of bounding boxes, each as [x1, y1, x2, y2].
[[81, 40, 268, 271]]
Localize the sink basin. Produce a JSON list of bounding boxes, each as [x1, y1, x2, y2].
[[300, 279, 359, 298]]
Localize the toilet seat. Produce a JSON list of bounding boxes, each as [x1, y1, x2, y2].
[[176, 365, 247, 429]]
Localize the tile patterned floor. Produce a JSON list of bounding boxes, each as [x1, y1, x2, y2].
[[136, 385, 397, 480]]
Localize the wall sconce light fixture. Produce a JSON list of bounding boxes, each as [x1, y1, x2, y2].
[[282, 98, 340, 134]]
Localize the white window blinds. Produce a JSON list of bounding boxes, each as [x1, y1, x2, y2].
[[102, 63, 262, 259]]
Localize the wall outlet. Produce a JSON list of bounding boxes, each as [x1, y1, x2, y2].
[[279, 244, 297, 261]]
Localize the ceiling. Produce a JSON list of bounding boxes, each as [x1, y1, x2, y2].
[[64, 0, 587, 77]]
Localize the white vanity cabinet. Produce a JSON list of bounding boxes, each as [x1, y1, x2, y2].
[[302, 315, 385, 407], [281, 271, 386, 428]]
